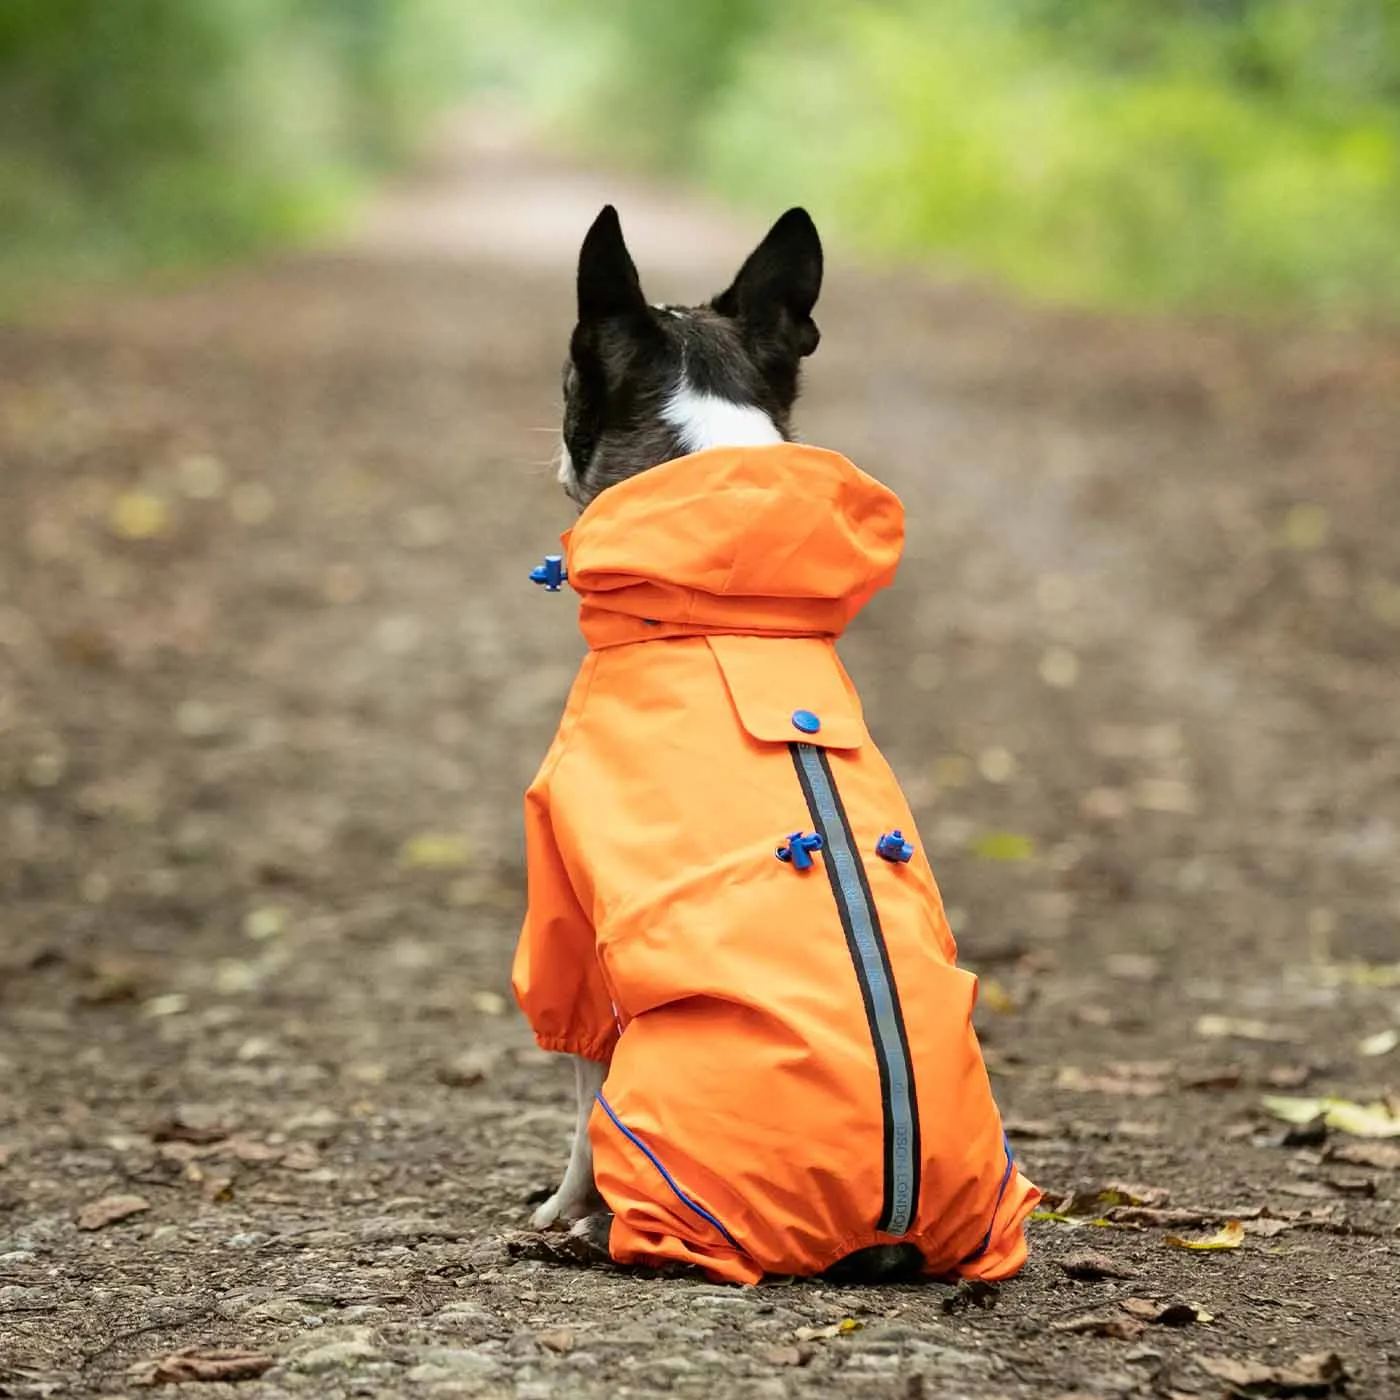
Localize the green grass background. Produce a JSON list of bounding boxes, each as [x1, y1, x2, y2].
[[4, 0, 1399, 318]]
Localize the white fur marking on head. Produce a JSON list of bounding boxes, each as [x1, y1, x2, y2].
[[662, 384, 782, 455]]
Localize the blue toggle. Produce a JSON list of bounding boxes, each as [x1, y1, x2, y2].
[[875, 829, 915, 863], [529, 554, 568, 591], [776, 831, 824, 871]]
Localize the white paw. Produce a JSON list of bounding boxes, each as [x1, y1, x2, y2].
[[531, 1192, 566, 1231], [531, 1185, 597, 1231]]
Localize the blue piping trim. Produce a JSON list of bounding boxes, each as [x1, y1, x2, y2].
[[594, 1093, 741, 1251], [960, 1132, 1016, 1264]]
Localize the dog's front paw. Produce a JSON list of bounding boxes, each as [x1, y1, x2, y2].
[[530, 1183, 603, 1231], [530, 1191, 568, 1231]]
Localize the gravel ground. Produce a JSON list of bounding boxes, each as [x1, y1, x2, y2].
[[2, 115, 1398, 1399]]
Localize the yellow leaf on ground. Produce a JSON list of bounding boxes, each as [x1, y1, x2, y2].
[[1195, 1014, 1295, 1043], [1164, 1219, 1244, 1251], [970, 831, 1035, 862], [978, 978, 1017, 1014], [1261, 1095, 1400, 1138], [793, 1319, 863, 1341], [398, 832, 473, 870], [1282, 502, 1330, 551], [107, 492, 172, 540], [1358, 1028, 1398, 1058]]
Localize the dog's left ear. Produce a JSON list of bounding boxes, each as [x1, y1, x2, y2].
[[712, 208, 823, 361], [577, 205, 648, 325]]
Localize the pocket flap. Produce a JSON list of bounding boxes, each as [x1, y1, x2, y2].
[[707, 635, 865, 750]]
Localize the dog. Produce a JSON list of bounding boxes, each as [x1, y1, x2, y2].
[[513, 206, 1038, 1284]]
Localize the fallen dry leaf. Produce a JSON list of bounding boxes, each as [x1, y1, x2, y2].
[[1325, 1139, 1400, 1171], [1241, 1217, 1296, 1238], [1109, 1205, 1244, 1228], [978, 977, 1017, 1013], [1274, 1180, 1344, 1201], [1357, 1028, 1398, 1057], [536, 1328, 574, 1354], [1198, 1349, 1348, 1397], [1119, 1297, 1212, 1326], [279, 1144, 320, 1171], [77, 1194, 150, 1230], [1165, 1219, 1245, 1251], [470, 990, 508, 1016], [398, 831, 473, 871], [107, 491, 173, 541], [1104, 952, 1160, 982], [969, 830, 1035, 862], [1264, 1064, 1314, 1089], [1281, 502, 1331, 552], [1061, 1184, 1170, 1218], [225, 1136, 280, 1164], [1050, 1312, 1145, 1340], [1056, 1066, 1168, 1097], [1262, 1094, 1400, 1138], [1196, 1015, 1297, 1044], [128, 1347, 274, 1385], [437, 1048, 499, 1087], [243, 904, 289, 941], [1059, 1251, 1138, 1281]]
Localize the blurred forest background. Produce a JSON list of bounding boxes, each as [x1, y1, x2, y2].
[[3, 0, 1399, 318]]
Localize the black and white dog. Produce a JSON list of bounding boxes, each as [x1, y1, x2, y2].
[[555, 204, 822, 510], [528, 207, 925, 1281]]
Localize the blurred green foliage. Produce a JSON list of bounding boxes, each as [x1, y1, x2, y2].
[[5, 0, 1398, 317], [0, 0, 473, 298], [499, 0, 1400, 319]]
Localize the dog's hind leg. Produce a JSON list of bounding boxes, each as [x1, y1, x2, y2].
[[531, 1055, 607, 1230]]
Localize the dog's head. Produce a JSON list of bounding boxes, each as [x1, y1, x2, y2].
[[557, 205, 824, 508]]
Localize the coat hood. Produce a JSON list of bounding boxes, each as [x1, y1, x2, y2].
[[562, 444, 904, 648]]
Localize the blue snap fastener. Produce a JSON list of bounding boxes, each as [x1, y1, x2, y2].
[[776, 832, 824, 871], [791, 709, 821, 734], [875, 830, 915, 863], [529, 555, 568, 591]]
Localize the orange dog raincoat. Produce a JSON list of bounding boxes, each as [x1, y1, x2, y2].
[[513, 443, 1039, 1284]]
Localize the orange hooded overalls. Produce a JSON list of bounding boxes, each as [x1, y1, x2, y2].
[[512, 443, 1039, 1284]]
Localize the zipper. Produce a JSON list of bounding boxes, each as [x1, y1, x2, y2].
[[789, 742, 920, 1236]]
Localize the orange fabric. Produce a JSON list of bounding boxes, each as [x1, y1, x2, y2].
[[512, 444, 1038, 1284]]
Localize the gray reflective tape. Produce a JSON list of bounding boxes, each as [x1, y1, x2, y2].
[[794, 744, 917, 1236]]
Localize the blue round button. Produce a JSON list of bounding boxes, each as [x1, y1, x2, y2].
[[791, 709, 822, 734]]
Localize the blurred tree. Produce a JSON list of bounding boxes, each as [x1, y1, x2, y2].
[[0, 0, 472, 295], [497, 0, 1400, 318]]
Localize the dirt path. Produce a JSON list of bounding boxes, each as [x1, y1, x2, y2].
[[3, 114, 1399, 1399]]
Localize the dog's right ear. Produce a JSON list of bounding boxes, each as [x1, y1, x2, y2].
[[577, 206, 648, 325], [711, 208, 823, 361]]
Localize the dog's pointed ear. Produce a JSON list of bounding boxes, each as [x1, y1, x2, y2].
[[577, 205, 647, 324], [711, 208, 823, 358]]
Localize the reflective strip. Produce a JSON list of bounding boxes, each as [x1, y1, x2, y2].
[[790, 743, 920, 1236]]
